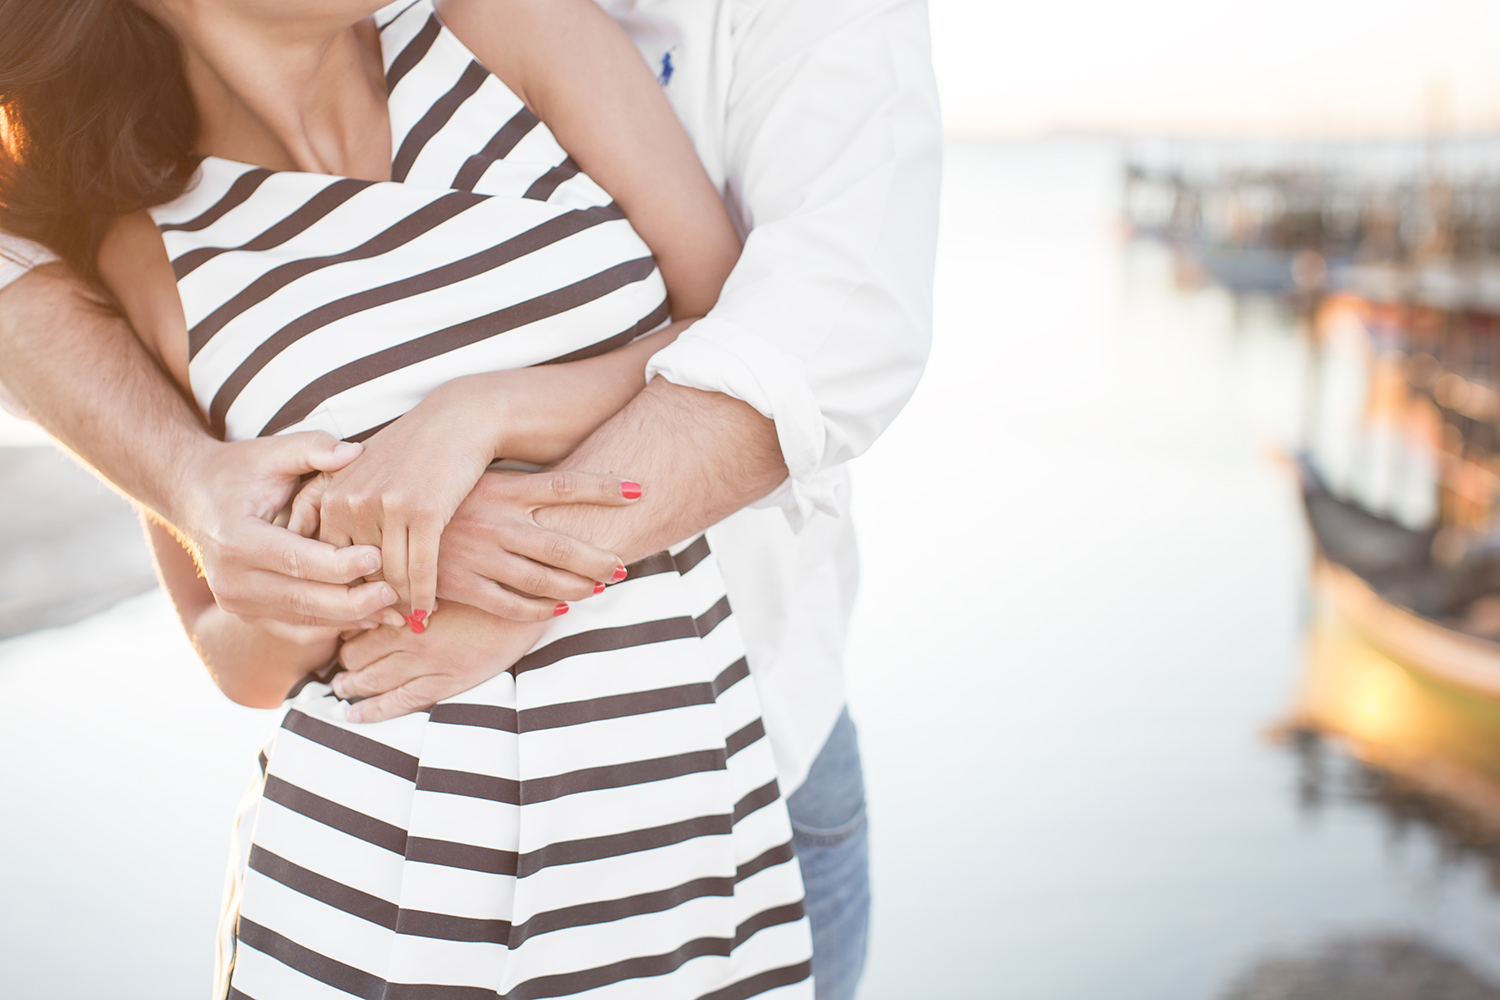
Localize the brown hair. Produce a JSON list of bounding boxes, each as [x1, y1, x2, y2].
[[0, 0, 198, 285]]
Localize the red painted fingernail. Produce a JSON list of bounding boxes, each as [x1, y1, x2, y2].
[[411, 609, 428, 623], [404, 614, 426, 634], [611, 563, 628, 582], [621, 481, 642, 500], [554, 603, 569, 616], [593, 581, 606, 595]]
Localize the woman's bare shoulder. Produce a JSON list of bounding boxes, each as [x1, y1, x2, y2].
[[97, 212, 190, 394]]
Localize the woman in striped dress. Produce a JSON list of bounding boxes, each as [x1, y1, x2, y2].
[[0, 0, 813, 997]]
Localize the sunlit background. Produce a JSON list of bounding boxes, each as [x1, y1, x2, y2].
[[7, 1, 1500, 998]]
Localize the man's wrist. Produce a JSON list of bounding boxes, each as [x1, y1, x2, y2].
[[157, 433, 224, 533]]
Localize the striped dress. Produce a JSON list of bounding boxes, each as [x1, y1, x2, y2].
[[149, 2, 814, 997]]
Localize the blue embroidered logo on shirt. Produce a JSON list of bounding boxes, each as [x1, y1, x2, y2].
[[658, 51, 675, 87]]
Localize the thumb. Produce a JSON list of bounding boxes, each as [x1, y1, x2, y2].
[[263, 431, 363, 478]]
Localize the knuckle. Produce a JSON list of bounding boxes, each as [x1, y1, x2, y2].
[[548, 471, 578, 498], [347, 493, 377, 520], [279, 546, 304, 579], [522, 568, 549, 597], [544, 535, 574, 564], [286, 589, 318, 620], [488, 591, 525, 619]]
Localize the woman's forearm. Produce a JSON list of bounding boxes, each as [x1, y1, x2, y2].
[[147, 518, 335, 708], [445, 323, 689, 467], [188, 605, 336, 708]]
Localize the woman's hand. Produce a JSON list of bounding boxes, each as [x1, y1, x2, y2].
[[307, 378, 508, 621], [435, 469, 639, 622], [333, 603, 548, 722]]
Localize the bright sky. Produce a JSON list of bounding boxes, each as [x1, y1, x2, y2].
[[932, 0, 1500, 138]]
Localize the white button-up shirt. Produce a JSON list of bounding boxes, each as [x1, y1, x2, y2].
[[604, 0, 941, 791], [0, 0, 942, 794]]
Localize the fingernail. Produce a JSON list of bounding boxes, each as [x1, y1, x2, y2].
[[593, 581, 606, 595], [361, 551, 381, 573], [331, 677, 345, 697], [346, 704, 363, 723], [332, 441, 361, 461], [404, 614, 426, 634], [554, 603, 569, 616], [611, 563, 628, 582], [621, 481, 642, 500], [411, 609, 428, 623], [381, 585, 398, 606]]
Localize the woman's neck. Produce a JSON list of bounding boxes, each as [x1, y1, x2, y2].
[[174, 13, 391, 180]]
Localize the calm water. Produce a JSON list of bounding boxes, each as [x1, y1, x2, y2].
[[4, 138, 1500, 999]]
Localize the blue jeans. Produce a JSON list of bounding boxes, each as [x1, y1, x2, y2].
[[787, 707, 870, 1000]]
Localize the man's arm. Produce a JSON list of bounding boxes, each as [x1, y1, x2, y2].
[[643, 0, 942, 525], [0, 265, 206, 517], [437, 379, 783, 612], [438, 0, 940, 617], [0, 264, 398, 633], [540, 381, 785, 562]]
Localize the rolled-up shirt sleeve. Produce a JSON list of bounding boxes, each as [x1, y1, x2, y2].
[[0, 234, 58, 293], [644, 0, 942, 528]]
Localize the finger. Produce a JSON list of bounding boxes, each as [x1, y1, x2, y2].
[[335, 650, 422, 701], [338, 626, 405, 674], [367, 607, 408, 629], [383, 523, 411, 613], [347, 679, 441, 724], [408, 516, 442, 620], [239, 576, 398, 627], [441, 572, 571, 622], [505, 522, 621, 582], [241, 518, 380, 584], [482, 547, 601, 602], [213, 565, 397, 624], [288, 475, 329, 538], [511, 470, 643, 509], [268, 431, 363, 478], [317, 516, 355, 551], [240, 616, 346, 645]]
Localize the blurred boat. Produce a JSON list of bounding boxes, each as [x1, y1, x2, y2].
[[1286, 558, 1500, 831], [1124, 143, 1500, 826]]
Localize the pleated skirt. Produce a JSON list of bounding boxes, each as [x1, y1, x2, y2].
[[216, 536, 815, 1000]]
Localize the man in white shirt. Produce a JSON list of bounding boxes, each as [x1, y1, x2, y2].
[[0, 0, 939, 995]]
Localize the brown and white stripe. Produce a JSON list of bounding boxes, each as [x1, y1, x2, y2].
[[151, 2, 813, 996]]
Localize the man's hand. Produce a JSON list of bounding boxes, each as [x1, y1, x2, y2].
[[334, 603, 547, 722], [174, 431, 403, 641]]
